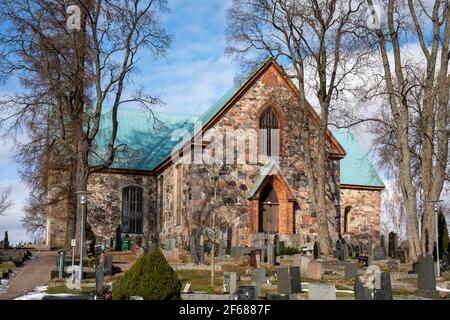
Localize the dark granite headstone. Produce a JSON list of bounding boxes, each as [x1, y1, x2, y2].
[[114, 225, 122, 251], [95, 265, 104, 293], [226, 226, 232, 255], [347, 244, 353, 258], [233, 286, 257, 300], [354, 276, 372, 300], [276, 266, 301, 295], [373, 272, 393, 300], [313, 242, 320, 260], [104, 255, 113, 276], [353, 245, 360, 258], [388, 232, 398, 258], [3, 231, 9, 249], [417, 254, 437, 299], [357, 256, 369, 268], [344, 262, 358, 279], [442, 252, 449, 272]]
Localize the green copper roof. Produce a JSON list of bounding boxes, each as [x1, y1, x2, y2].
[[91, 108, 198, 171], [332, 129, 385, 188]]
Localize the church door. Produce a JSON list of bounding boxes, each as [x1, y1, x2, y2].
[[258, 183, 279, 233]]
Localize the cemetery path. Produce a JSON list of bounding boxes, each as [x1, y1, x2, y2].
[[0, 251, 57, 300]]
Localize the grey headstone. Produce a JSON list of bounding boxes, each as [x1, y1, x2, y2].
[[417, 254, 437, 299], [267, 244, 276, 266], [95, 265, 104, 293], [354, 276, 372, 300], [308, 283, 336, 300], [373, 247, 386, 261], [276, 266, 301, 295], [231, 247, 242, 258], [373, 272, 393, 300], [223, 272, 237, 294], [344, 262, 358, 279], [226, 227, 232, 255], [251, 268, 267, 286]]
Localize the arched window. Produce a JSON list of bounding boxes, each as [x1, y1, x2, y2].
[[122, 186, 143, 234], [259, 107, 280, 157]]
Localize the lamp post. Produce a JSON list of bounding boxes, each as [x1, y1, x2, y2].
[[428, 200, 443, 278], [76, 191, 90, 281]]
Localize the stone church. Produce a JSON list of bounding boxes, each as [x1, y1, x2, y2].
[[46, 59, 384, 250]]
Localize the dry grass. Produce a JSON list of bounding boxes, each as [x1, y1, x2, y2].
[[176, 269, 224, 294]]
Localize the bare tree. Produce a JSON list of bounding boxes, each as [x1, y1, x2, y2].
[[0, 0, 171, 246], [337, 0, 450, 259], [0, 186, 13, 216], [226, 0, 370, 253], [21, 193, 47, 237]]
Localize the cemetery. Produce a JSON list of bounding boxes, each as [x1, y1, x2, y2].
[[6, 228, 447, 301]]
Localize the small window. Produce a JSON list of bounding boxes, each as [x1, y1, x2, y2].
[[259, 107, 280, 157], [122, 186, 143, 234]]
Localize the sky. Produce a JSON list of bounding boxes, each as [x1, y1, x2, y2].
[[0, 0, 448, 245]]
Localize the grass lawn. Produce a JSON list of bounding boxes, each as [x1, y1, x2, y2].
[[46, 286, 95, 295], [176, 269, 224, 293]]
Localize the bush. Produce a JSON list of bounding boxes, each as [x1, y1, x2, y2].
[[112, 247, 181, 300], [277, 246, 301, 256]]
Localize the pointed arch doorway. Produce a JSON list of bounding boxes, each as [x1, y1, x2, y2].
[[258, 183, 279, 234]]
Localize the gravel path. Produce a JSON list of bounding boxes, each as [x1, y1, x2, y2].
[[0, 250, 57, 300]]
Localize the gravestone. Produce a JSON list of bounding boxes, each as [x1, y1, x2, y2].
[[3, 231, 9, 249], [233, 286, 256, 300], [259, 246, 267, 263], [347, 244, 353, 258], [388, 232, 398, 258], [308, 283, 336, 300], [373, 272, 392, 300], [313, 242, 320, 260], [344, 262, 358, 279], [267, 244, 276, 266], [94, 245, 102, 257], [251, 268, 267, 286], [357, 256, 369, 268], [353, 245, 360, 258], [104, 255, 113, 275], [276, 266, 301, 294], [373, 247, 386, 261], [231, 246, 242, 259], [226, 226, 232, 255], [354, 276, 372, 300], [306, 260, 323, 280], [394, 249, 406, 264], [293, 254, 312, 276], [249, 250, 261, 268], [417, 254, 437, 299], [95, 265, 104, 293], [114, 226, 122, 251], [223, 272, 237, 294]]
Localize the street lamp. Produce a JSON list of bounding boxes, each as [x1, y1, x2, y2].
[[76, 191, 91, 281], [427, 200, 443, 278]]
